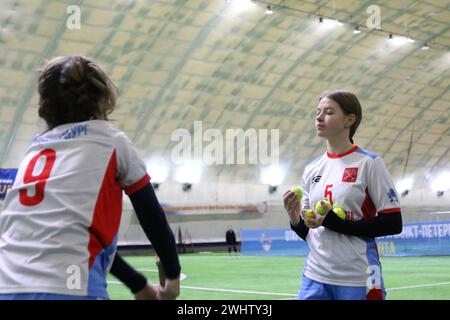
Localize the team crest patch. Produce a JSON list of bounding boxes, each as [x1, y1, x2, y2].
[[387, 188, 399, 203], [342, 167, 358, 182]]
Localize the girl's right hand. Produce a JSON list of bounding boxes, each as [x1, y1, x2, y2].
[[155, 256, 180, 300], [157, 277, 180, 300], [282, 190, 301, 226]]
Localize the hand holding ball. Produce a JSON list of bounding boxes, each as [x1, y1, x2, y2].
[[315, 199, 332, 215], [284, 187, 303, 227], [303, 209, 318, 228], [305, 209, 315, 219], [332, 205, 346, 220], [290, 187, 303, 203]]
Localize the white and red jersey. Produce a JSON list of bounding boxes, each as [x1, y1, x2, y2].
[[0, 120, 150, 298], [301, 145, 400, 287]]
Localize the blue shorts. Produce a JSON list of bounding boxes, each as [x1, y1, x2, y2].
[[298, 274, 386, 300], [0, 293, 104, 300]]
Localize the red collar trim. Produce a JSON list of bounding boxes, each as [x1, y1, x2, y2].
[[327, 145, 359, 159]]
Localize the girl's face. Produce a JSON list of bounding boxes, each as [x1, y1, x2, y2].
[[315, 97, 353, 140]]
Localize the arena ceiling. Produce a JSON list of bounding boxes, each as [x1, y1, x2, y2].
[[0, 0, 449, 189]]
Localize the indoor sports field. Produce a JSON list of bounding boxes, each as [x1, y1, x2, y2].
[[1, 0, 450, 302], [107, 253, 450, 300]]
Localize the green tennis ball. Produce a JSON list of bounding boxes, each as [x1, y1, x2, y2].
[[315, 199, 332, 215], [305, 209, 314, 219], [291, 186, 303, 203], [332, 205, 346, 220]]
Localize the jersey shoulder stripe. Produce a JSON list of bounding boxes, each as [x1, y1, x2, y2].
[[355, 147, 378, 159]]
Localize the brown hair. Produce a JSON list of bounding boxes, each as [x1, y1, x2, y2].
[[319, 90, 362, 144], [38, 55, 117, 129]]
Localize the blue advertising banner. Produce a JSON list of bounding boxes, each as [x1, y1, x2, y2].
[[0, 168, 18, 200], [240, 228, 309, 256], [241, 220, 450, 257], [377, 220, 450, 256]]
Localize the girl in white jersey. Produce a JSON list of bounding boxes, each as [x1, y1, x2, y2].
[[0, 55, 180, 300], [283, 90, 402, 300]]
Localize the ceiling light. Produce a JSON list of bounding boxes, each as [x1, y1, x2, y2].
[[268, 185, 278, 194], [147, 163, 169, 183], [388, 34, 409, 46], [353, 26, 361, 34], [431, 172, 450, 192], [397, 177, 414, 196], [175, 161, 202, 184], [182, 183, 192, 192], [261, 165, 285, 186]]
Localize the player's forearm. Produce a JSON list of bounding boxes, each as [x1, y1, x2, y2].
[[290, 220, 309, 241], [129, 183, 181, 279], [322, 210, 402, 238], [110, 253, 147, 293]]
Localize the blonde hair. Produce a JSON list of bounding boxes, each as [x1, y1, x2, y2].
[[38, 55, 117, 129]]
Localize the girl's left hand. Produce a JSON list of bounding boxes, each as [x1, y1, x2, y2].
[[303, 200, 333, 228]]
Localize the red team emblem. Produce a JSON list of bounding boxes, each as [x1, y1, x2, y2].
[[342, 167, 358, 182]]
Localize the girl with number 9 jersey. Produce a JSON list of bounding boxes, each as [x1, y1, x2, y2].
[[0, 55, 180, 300]]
